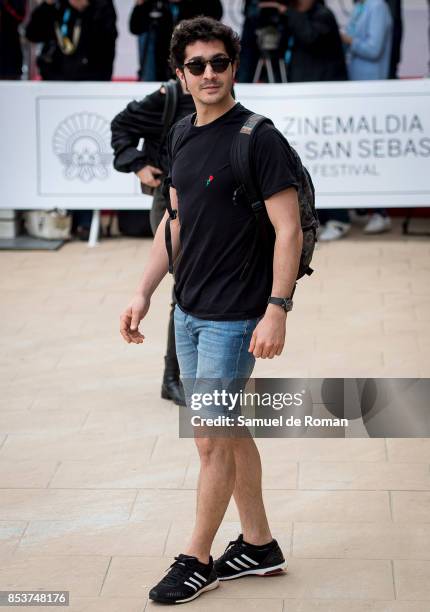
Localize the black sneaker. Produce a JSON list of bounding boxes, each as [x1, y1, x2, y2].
[[149, 553, 219, 604], [214, 534, 287, 580]]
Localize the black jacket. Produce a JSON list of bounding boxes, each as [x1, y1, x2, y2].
[[129, 1, 174, 81], [286, 3, 347, 82], [111, 80, 195, 176], [385, 0, 403, 78], [129, 0, 223, 80], [25, 0, 117, 81], [0, 0, 26, 78], [176, 0, 223, 21]]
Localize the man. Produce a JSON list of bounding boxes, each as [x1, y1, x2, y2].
[[337, 0, 393, 237], [129, 0, 174, 81], [26, 0, 117, 240], [341, 0, 393, 81], [130, 0, 223, 81], [26, 0, 117, 81], [112, 78, 195, 405], [0, 0, 26, 79], [120, 17, 303, 605], [263, 0, 349, 241], [276, 0, 347, 82], [238, 0, 289, 83]]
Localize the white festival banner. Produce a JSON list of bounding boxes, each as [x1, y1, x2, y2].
[[0, 79, 429, 210]]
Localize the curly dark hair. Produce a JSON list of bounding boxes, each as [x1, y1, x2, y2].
[[169, 16, 241, 72]]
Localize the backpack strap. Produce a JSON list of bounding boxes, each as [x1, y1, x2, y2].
[[158, 79, 179, 158], [162, 114, 193, 274], [161, 175, 175, 274], [230, 113, 274, 217], [230, 113, 274, 280]]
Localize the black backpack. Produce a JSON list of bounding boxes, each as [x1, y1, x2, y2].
[[163, 112, 319, 284], [140, 78, 179, 196], [118, 80, 180, 238], [230, 113, 319, 281]]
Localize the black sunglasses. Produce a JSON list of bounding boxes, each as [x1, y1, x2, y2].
[[183, 57, 233, 76]]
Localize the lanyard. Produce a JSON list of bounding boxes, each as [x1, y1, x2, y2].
[[170, 4, 179, 23], [60, 8, 72, 38], [284, 35, 294, 66]]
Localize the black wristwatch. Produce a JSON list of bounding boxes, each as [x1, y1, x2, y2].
[[267, 296, 293, 313]]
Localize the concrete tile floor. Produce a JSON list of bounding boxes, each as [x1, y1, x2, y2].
[[0, 219, 429, 611]]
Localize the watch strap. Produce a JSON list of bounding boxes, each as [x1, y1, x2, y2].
[[267, 296, 293, 312]]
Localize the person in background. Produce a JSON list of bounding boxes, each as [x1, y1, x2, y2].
[[319, 0, 394, 241], [130, 0, 223, 81], [342, 0, 393, 81], [339, 0, 393, 237], [237, 0, 259, 83], [237, 0, 288, 83], [111, 78, 195, 406], [0, 0, 26, 79], [130, 0, 173, 81], [385, 0, 403, 79], [26, 0, 117, 241], [258, 1, 350, 239], [264, 0, 348, 82], [25, 0, 117, 80], [239, 0, 346, 83]]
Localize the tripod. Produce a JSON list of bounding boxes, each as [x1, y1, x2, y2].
[[253, 51, 287, 83], [252, 26, 287, 83]]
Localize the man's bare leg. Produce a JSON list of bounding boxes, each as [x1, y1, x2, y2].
[[184, 434, 236, 563], [232, 435, 273, 545]]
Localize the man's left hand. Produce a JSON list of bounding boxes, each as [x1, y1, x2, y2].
[[249, 305, 286, 359]]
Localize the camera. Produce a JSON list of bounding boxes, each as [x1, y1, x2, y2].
[[255, 1, 289, 53], [148, 0, 170, 21]]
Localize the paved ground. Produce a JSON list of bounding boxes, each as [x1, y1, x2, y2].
[[0, 218, 430, 611]]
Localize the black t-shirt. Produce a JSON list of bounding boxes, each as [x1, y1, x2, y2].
[[168, 102, 299, 321]]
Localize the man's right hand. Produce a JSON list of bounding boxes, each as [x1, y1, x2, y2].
[[120, 294, 150, 344], [136, 165, 163, 189]]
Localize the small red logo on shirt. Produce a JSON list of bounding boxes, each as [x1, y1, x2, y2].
[[206, 175, 214, 187]]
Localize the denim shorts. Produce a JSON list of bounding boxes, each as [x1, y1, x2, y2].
[[174, 305, 262, 419]]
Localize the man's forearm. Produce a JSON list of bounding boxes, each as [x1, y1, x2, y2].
[[270, 226, 303, 299], [134, 212, 181, 298]]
